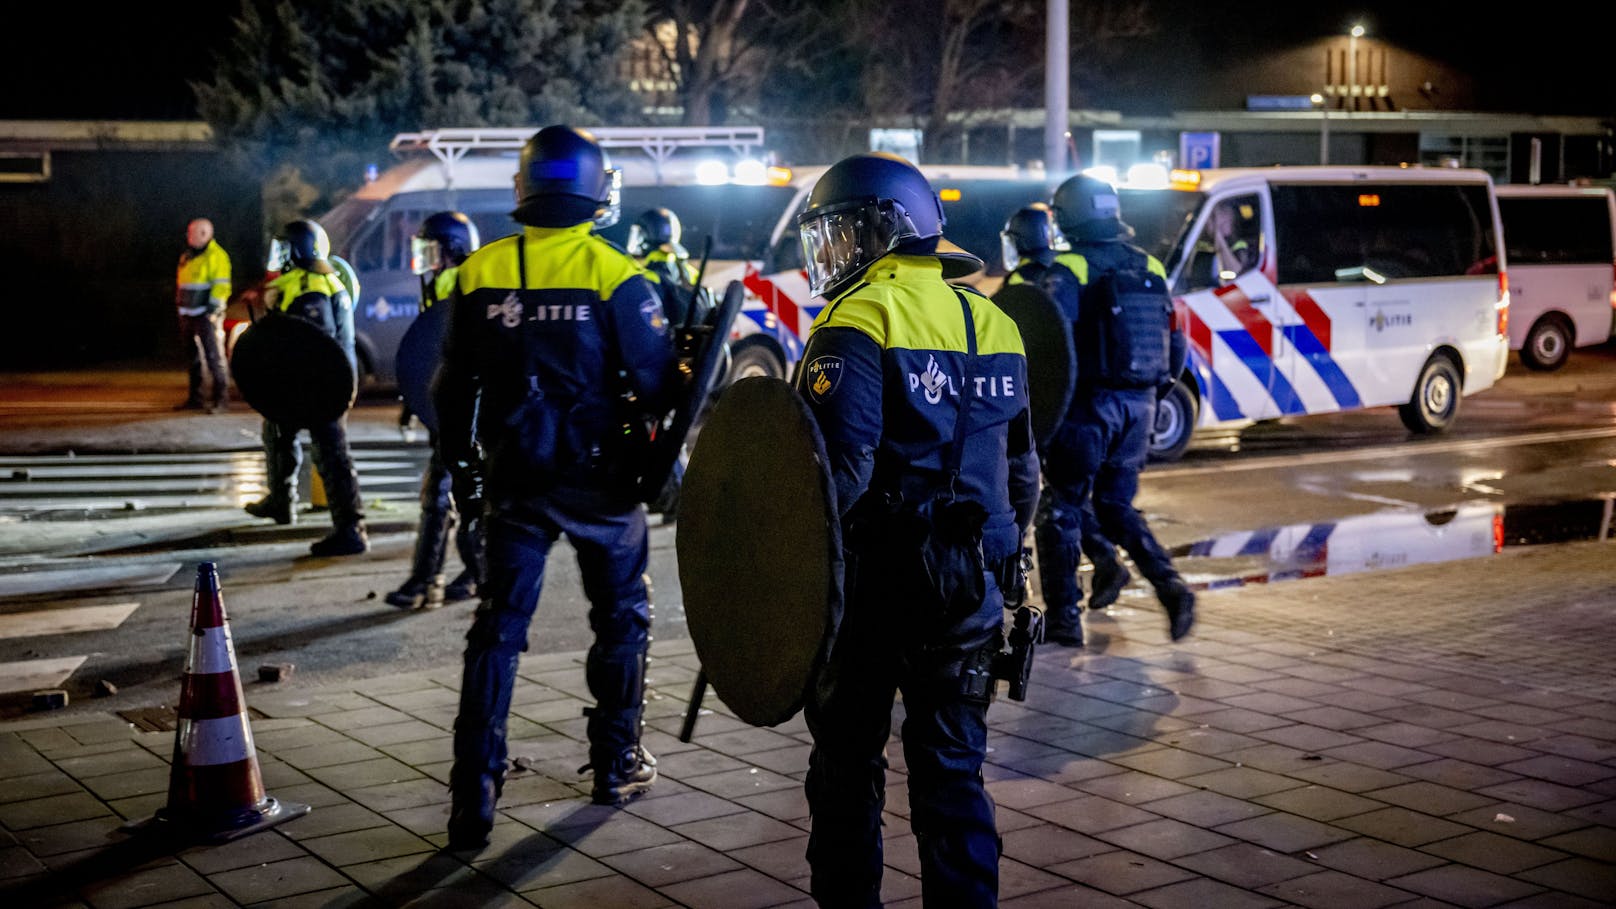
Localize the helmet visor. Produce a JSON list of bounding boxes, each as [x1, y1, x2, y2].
[[266, 239, 290, 273], [799, 203, 883, 299], [593, 168, 623, 231], [626, 223, 648, 258], [410, 236, 442, 276], [1000, 232, 1021, 273]]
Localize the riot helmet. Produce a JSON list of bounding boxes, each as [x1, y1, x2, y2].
[[1000, 202, 1067, 272], [511, 125, 621, 230], [797, 153, 980, 299], [627, 207, 686, 259], [1051, 173, 1134, 243], [268, 219, 336, 275], [411, 211, 480, 275]]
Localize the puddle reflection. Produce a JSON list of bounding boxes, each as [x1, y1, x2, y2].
[[1174, 497, 1615, 590]]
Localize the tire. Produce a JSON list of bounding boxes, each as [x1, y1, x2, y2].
[[725, 342, 786, 383], [1398, 354, 1462, 434], [1148, 380, 1197, 462], [1520, 316, 1572, 371]]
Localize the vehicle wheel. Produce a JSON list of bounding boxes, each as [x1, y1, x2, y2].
[[1398, 354, 1462, 434], [1148, 381, 1197, 462], [726, 343, 785, 383], [1521, 315, 1572, 371]]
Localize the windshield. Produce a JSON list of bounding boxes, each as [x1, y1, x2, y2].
[[1119, 188, 1203, 271], [317, 197, 383, 257]]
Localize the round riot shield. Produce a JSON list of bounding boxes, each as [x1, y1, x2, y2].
[[229, 314, 356, 428], [676, 376, 842, 727], [992, 284, 1076, 444], [637, 279, 745, 504], [395, 303, 449, 433]]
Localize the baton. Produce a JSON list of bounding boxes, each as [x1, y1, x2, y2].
[[678, 669, 709, 743], [683, 235, 715, 334]]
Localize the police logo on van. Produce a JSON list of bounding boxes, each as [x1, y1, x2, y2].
[[806, 356, 843, 400]]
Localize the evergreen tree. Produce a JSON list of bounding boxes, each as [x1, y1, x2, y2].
[[195, 0, 645, 223]]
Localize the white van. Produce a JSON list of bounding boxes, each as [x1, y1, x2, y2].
[[1494, 184, 1616, 370], [1141, 166, 1510, 460]]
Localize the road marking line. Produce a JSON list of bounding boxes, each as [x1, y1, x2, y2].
[[1150, 427, 1616, 479], [0, 563, 180, 598], [0, 603, 140, 639], [0, 656, 87, 693]]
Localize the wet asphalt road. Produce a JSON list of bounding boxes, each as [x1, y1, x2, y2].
[[1, 344, 1614, 718]]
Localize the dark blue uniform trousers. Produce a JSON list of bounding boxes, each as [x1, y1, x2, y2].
[[260, 417, 364, 528], [407, 441, 484, 585], [806, 563, 1004, 908], [452, 494, 651, 796], [1040, 388, 1181, 600]]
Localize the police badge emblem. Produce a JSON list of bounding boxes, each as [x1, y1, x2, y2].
[[805, 356, 843, 401]]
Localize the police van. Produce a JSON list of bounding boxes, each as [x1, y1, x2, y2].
[[277, 127, 787, 387], [1494, 183, 1616, 370], [1133, 166, 1510, 460]]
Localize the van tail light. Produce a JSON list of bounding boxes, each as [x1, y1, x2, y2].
[[1495, 268, 1509, 337], [1493, 513, 1505, 553]]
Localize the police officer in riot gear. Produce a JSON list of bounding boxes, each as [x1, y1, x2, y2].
[[386, 211, 485, 609], [627, 206, 710, 327], [435, 126, 679, 848], [1042, 174, 1195, 643], [795, 153, 1040, 908], [1002, 203, 1131, 645], [243, 219, 369, 557]]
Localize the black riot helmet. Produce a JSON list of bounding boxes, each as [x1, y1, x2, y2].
[[797, 152, 981, 300], [268, 219, 336, 275], [1000, 202, 1068, 272], [1051, 173, 1135, 243], [512, 125, 621, 229], [627, 207, 686, 259], [412, 211, 480, 275]]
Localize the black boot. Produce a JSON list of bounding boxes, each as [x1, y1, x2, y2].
[[587, 745, 658, 807], [1044, 604, 1084, 647], [447, 773, 498, 850], [1089, 561, 1131, 611], [444, 570, 479, 603], [244, 497, 294, 525], [386, 576, 444, 609], [1159, 582, 1197, 642], [311, 522, 369, 557]]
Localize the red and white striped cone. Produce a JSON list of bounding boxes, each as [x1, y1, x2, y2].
[[126, 562, 309, 842]]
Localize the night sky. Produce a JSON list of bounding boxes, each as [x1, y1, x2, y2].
[[9, 3, 1614, 120]]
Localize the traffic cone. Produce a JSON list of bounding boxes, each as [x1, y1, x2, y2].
[[310, 464, 329, 510], [126, 562, 309, 842]]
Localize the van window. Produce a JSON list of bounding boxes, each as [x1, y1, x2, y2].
[[352, 208, 428, 273], [1273, 183, 1498, 284], [1179, 193, 1263, 293], [933, 179, 1054, 274], [1498, 196, 1614, 265]]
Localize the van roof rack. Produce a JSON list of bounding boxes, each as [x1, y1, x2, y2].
[[389, 126, 766, 186]]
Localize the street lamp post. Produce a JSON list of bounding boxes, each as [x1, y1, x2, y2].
[[1348, 24, 1364, 111], [1312, 93, 1329, 165], [1045, 0, 1069, 176]]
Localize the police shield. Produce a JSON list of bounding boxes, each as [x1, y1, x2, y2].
[[675, 376, 843, 727], [229, 314, 356, 428], [992, 284, 1076, 444], [395, 302, 448, 433], [636, 279, 745, 504]]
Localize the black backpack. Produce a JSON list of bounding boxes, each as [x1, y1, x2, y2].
[[1078, 256, 1174, 389]]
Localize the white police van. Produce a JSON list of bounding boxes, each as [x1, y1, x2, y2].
[[1136, 166, 1511, 460], [1494, 183, 1616, 370]]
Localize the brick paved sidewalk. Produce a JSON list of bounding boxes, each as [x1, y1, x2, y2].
[[2, 541, 1614, 908]]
